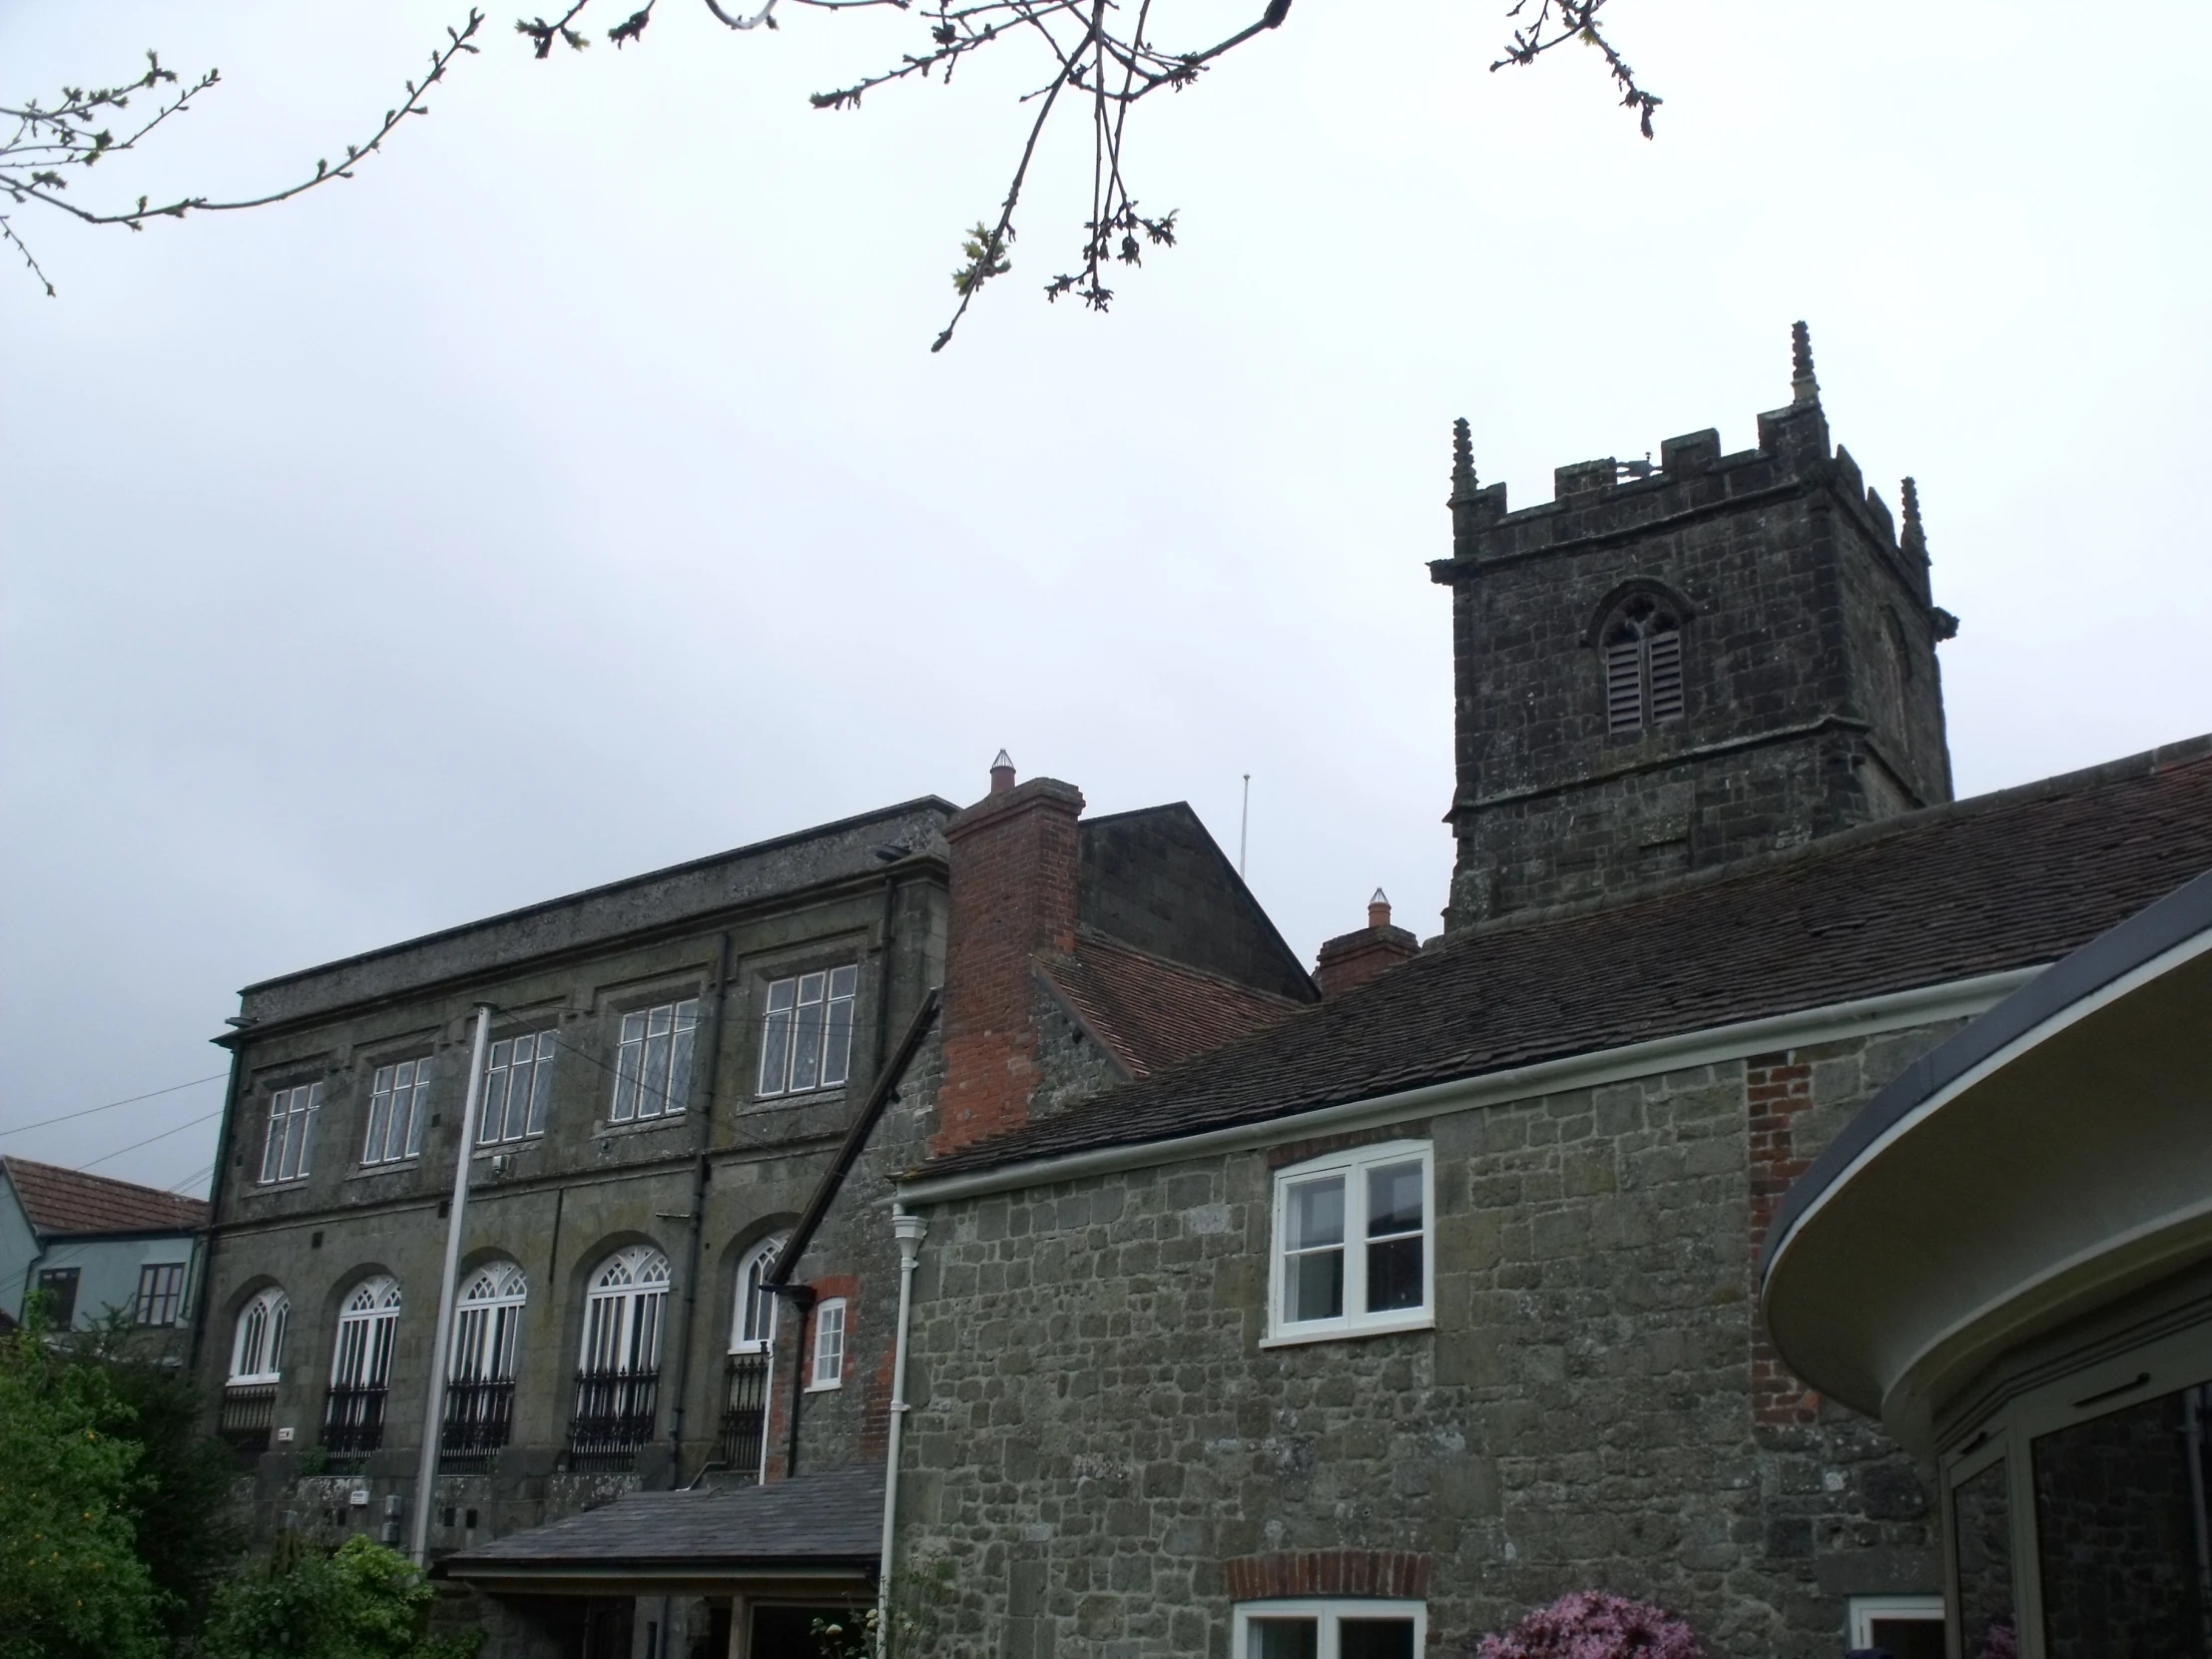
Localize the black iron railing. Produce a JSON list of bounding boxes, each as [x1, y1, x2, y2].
[[219, 1382, 277, 1457], [566, 1368, 658, 1467], [441, 1379, 516, 1463], [718, 1352, 770, 1478], [321, 1383, 388, 1464]]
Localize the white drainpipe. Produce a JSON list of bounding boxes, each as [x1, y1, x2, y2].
[[876, 1205, 927, 1656]]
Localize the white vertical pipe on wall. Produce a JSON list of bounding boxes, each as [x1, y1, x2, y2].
[[410, 1004, 492, 1564], [875, 1205, 927, 1657]]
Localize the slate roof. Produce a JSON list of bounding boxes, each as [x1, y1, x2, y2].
[[442, 1463, 884, 1575], [923, 736, 2212, 1176], [1039, 932, 1307, 1080], [1, 1157, 208, 1238]]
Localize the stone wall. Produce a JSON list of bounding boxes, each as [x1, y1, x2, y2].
[[888, 1022, 1962, 1659]]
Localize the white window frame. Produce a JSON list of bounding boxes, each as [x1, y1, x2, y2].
[[579, 1246, 671, 1377], [610, 997, 699, 1123], [230, 1286, 289, 1383], [450, 1261, 528, 1382], [479, 1030, 556, 1145], [1265, 1139, 1434, 1347], [329, 1275, 402, 1391], [730, 1236, 786, 1355], [259, 1081, 322, 1184], [1231, 1599, 1426, 1658], [361, 1056, 432, 1166], [756, 965, 858, 1097], [808, 1296, 847, 1390], [135, 1261, 188, 1326], [1847, 1595, 1943, 1650]]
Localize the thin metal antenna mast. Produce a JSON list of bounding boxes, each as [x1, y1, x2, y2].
[[1239, 775, 1251, 878]]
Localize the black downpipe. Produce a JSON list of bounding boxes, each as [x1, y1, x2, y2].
[[186, 1040, 250, 1381], [773, 1285, 817, 1476], [666, 930, 733, 1485]]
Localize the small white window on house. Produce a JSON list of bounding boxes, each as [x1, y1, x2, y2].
[[731, 1236, 786, 1354], [1268, 1141, 1433, 1345], [259, 1082, 322, 1184], [1233, 1600, 1425, 1659], [135, 1262, 188, 1327], [329, 1275, 402, 1394], [230, 1286, 289, 1383], [809, 1297, 847, 1390], [757, 966, 858, 1097], [450, 1262, 528, 1383], [362, 1057, 432, 1165], [479, 1031, 556, 1144], [1600, 592, 1686, 733], [611, 997, 700, 1123]]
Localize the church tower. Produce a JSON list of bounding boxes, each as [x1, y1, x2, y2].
[[1432, 324, 1956, 932]]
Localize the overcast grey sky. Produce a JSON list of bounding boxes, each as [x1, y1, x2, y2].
[[4, 0, 2207, 1197]]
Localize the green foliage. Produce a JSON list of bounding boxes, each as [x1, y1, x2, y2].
[[0, 1314, 167, 1659], [61, 1313, 247, 1648], [199, 1534, 480, 1659]]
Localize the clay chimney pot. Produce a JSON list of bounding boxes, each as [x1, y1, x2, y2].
[[1368, 888, 1391, 931], [989, 749, 1016, 796]]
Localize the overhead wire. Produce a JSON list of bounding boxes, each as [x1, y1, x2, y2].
[[0, 1071, 229, 1140]]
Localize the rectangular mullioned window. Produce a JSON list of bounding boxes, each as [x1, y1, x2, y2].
[[479, 1032, 555, 1144], [809, 1296, 847, 1390], [361, 1057, 432, 1165], [611, 998, 699, 1123], [757, 966, 857, 1097], [1267, 1140, 1432, 1345], [260, 1082, 322, 1183]]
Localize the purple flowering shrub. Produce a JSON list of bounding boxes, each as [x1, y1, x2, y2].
[[1476, 1591, 1706, 1659]]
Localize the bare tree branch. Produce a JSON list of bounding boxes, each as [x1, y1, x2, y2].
[[2, 12, 485, 293]]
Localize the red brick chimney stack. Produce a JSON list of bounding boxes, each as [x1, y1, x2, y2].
[[934, 752, 1086, 1155], [1315, 887, 1420, 999]]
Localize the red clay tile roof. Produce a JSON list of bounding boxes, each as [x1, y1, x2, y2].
[[924, 736, 2212, 1176], [1038, 932, 1308, 1079], [2, 1157, 208, 1238]]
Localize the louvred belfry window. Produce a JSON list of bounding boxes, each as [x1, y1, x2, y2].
[[1601, 593, 1686, 733]]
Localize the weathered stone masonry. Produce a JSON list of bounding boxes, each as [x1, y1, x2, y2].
[[889, 1027, 1953, 1659]]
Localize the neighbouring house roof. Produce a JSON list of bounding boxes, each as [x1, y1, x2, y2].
[[1, 1156, 209, 1239], [440, 1464, 884, 1580], [921, 735, 2212, 1177], [1039, 932, 1308, 1080]]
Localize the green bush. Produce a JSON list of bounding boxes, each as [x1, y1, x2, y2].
[[199, 1534, 479, 1659], [0, 1316, 166, 1659]]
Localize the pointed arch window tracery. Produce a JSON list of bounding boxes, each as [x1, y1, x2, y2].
[[1601, 592, 1686, 733]]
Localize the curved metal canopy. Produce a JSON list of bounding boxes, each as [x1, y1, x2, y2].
[[1761, 866, 2212, 1449]]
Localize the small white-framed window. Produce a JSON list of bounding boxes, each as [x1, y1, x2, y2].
[[809, 1297, 847, 1390], [230, 1286, 289, 1383], [1267, 1140, 1433, 1346], [1232, 1599, 1425, 1658], [135, 1262, 188, 1326], [479, 1030, 555, 1144], [730, 1236, 786, 1355], [1847, 1595, 1943, 1659], [362, 1057, 432, 1165], [757, 966, 858, 1097], [611, 997, 699, 1123], [259, 1081, 322, 1184]]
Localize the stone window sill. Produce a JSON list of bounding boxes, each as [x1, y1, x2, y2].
[[1259, 1313, 1434, 1350]]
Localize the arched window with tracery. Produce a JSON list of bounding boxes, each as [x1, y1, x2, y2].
[[720, 1236, 786, 1481], [569, 1245, 669, 1467], [1600, 591, 1686, 733], [220, 1286, 289, 1454], [444, 1261, 527, 1460], [323, 1274, 401, 1465]]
